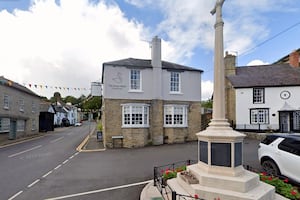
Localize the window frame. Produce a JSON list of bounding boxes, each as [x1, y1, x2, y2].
[[253, 88, 265, 104], [164, 105, 188, 127], [32, 119, 36, 131], [0, 118, 10, 133], [17, 120, 25, 132], [250, 108, 269, 124], [122, 104, 149, 128], [170, 71, 181, 93], [129, 69, 142, 92], [3, 95, 9, 109], [19, 98, 25, 112], [32, 101, 36, 113]]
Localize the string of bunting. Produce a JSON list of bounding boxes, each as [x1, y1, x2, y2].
[[0, 79, 90, 91], [24, 83, 90, 91]]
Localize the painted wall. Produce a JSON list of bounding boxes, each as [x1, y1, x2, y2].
[[103, 65, 201, 102], [236, 86, 300, 130]]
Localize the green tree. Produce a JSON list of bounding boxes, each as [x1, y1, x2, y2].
[[201, 99, 212, 109], [83, 96, 102, 110], [63, 95, 80, 105]]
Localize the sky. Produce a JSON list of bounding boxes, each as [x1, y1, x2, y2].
[[0, 0, 300, 100]]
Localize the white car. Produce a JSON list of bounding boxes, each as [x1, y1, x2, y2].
[[258, 134, 300, 184], [75, 122, 82, 126]]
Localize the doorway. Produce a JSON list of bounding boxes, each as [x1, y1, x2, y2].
[[279, 112, 290, 133], [9, 120, 17, 140]]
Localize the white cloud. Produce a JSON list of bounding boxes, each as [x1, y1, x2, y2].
[[247, 59, 269, 66], [201, 80, 213, 101], [125, 0, 297, 63], [0, 0, 152, 98]]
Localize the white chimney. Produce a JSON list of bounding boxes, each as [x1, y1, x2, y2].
[[151, 36, 162, 68], [151, 36, 162, 99]]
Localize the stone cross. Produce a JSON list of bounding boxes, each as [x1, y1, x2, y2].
[[209, 0, 227, 124], [210, 0, 225, 16]]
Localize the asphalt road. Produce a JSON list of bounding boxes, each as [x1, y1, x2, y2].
[[0, 126, 261, 200], [0, 122, 91, 200]]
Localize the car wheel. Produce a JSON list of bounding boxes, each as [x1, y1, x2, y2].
[[262, 160, 280, 176]]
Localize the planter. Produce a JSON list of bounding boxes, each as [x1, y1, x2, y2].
[[179, 171, 199, 184]]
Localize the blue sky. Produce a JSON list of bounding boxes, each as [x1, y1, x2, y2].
[[0, 0, 300, 100]]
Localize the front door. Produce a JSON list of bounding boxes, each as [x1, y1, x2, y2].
[[9, 120, 17, 140], [280, 112, 290, 132]]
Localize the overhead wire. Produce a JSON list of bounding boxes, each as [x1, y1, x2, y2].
[[239, 21, 300, 57]]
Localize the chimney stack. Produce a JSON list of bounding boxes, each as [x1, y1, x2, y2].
[[289, 50, 299, 68], [151, 36, 162, 68], [151, 36, 162, 99]]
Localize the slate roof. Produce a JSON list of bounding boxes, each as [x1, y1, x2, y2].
[[0, 76, 40, 98], [227, 64, 300, 88], [103, 58, 203, 72]]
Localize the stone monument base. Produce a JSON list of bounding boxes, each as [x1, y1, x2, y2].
[[169, 164, 276, 200]]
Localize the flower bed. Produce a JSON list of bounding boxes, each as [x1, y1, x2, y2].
[[260, 172, 300, 199]]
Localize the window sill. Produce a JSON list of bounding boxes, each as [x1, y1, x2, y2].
[[169, 92, 183, 95], [164, 125, 188, 128], [128, 90, 144, 93], [122, 125, 149, 128]]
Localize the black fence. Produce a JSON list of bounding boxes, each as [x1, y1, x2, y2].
[[153, 159, 203, 200]]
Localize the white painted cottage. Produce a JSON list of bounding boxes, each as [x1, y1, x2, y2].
[[226, 49, 300, 132], [101, 36, 203, 148]]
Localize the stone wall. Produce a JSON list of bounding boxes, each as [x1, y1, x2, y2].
[[225, 53, 237, 127], [102, 99, 151, 148], [122, 128, 149, 148], [102, 98, 201, 148], [187, 102, 201, 141], [0, 84, 40, 139], [149, 99, 164, 145]]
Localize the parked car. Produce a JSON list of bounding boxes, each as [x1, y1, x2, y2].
[[75, 122, 82, 126], [61, 118, 70, 127], [258, 134, 300, 184]]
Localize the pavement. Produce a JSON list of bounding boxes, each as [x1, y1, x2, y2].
[[76, 127, 106, 152]]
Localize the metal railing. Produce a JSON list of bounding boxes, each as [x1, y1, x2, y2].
[[153, 159, 203, 200]]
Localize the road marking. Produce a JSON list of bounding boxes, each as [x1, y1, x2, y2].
[[69, 155, 74, 159], [8, 190, 23, 200], [54, 164, 62, 170], [62, 159, 69, 164], [50, 137, 64, 143], [74, 152, 79, 156], [8, 145, 42, 158], [42, 170, 53, 178], [45, 180, 152, 200], [27, 179, 40, 188]]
